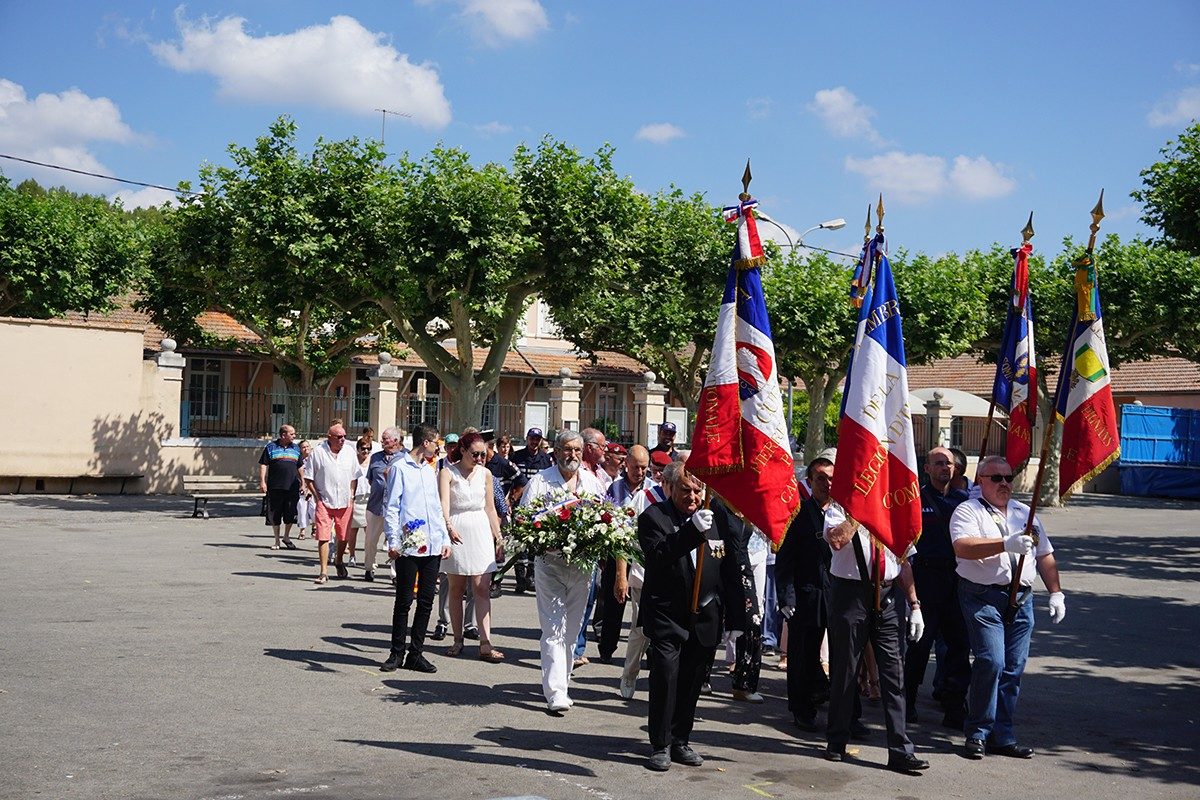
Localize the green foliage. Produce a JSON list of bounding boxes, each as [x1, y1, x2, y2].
[[786, 389, 843, 452], [140, 117, 392, 390], [551, 187, 732, 408], [1132, 122, 1200, 256], [0, 174, 147, 317], [589, 417, 620, 442]]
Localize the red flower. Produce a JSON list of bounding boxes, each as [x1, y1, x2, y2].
[[625, 507, 636, 517], [601, 512, 613, 524], [558, 507, 571, 521], [418, 545, 427, 554], [534, 521, 542, 529]]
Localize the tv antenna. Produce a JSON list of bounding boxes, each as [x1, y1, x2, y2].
[[374, 108, 412, 146]]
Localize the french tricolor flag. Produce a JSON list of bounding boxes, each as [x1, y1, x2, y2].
[[686, 197, 800, 546], [830, 234, 922, 558]]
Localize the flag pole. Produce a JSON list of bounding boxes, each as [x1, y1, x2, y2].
[[978, 213, 1035, 464], [872, 194, 885, 614], [1005, 193, 1103, 618]]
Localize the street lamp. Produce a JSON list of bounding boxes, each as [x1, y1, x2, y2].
[[756, 212, 847, 249]]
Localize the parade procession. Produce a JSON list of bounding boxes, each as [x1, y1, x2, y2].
[[4, 4, 1200, 799]]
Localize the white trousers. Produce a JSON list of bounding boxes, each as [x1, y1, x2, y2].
[[620, 586, 647, 687], [363, 511, 386, 569], [535, 554, 592, 706]]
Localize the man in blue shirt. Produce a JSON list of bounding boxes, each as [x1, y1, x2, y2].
[[258, 424, 302, 550], [362, 427, 405, 582], [380, 424, 453, 674], [904, 446, 972, 728]]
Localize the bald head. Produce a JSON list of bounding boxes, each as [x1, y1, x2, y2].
[[925, 446, 954, 492], [625, 444, 650, 486]]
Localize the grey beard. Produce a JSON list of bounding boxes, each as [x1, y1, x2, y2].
[[558, 458, 580, 474]]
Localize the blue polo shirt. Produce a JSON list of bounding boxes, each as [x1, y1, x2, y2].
[[916, 483, 969, 561]]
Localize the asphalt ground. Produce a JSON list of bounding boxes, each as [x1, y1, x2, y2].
[[1, 492, 1198, 800]]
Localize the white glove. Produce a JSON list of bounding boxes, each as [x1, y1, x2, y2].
[[779, 605, 795, 619], [1048, 591, 1066, 624], [691, 509, 713, 532], [908, 606, 925, 642], [1003, 533, 1034, 556]]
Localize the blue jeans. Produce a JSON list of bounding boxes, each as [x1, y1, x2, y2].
[[574, 565, 600, 659], [761, 563, 781, 649], [959, 580, 1034, 745]]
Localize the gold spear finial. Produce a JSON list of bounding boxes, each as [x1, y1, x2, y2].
[[1021, 212, 1035, 244], [863, 203, 872, 243], [740, 160, 752, 200], [875, 194, 885, 235], [1086, 189, 1105, 251]]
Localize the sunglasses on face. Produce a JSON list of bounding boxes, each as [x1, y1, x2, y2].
[[330, 434, 346, 440], [357, 446, 370, 452], [987, 474, 1015, 483], [469, 450, 488, 459]]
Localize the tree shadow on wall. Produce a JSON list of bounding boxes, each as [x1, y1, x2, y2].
[[89, 410, 219, 495]]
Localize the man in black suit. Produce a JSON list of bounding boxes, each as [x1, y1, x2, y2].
[[775, 452, 836, 731], [638, 461, 724, 772]]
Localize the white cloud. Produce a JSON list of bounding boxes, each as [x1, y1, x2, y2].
[[845, 151, 948, 203], [1147, 86, 1200, 127], [634, 122, 685, 144], [110, 186, 177, 209], [474, 121, 512, 136], [150, 13, 452, 129], [419, 0, 549, 46], [845, 151, 1016, 204], [0, 78, 144, 191], [746, 97, 773, 120], [1175, 61, 1200, 77], [809, 86, 885, 146], [948, 155, 1016, 200]]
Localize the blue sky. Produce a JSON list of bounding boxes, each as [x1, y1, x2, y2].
[[1, 1, 1197, 257]]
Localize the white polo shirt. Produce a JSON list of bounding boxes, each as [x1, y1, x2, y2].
[[823, 502, 912, 582], [949, 498, 1053, 587], [307, 440, 359, 509]]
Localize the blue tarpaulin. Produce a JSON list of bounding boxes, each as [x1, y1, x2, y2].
[[1119, 405, 1200, 499]]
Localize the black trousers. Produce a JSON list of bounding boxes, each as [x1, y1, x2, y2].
[[786, 620, 829, 716], [390, 554, 441, 657], [647, 632, 714, 750], [827, 577, 913, 757], [731, 626, 762, 693], [598, 558, 628, 658], [904, 563, 971, 707]]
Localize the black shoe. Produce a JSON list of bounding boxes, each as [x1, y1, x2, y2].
[[761, 646, 777, 658], [596, 653, 612, 665], [646, 749, 671, 771], [364, 570, 375, 582], [849, 720, 871, 740], [963, 737, 985, 759], [430, 623, 447, 641], [793, 712, 819, 732], [489, 582, 502, 599], [463, 626, 480, 641], [824, 747, 844, 762], [986, 742, 1034, 759], [380, 653, 402, 672], [335, 562, 348, 579], [700, 682, 712, 695], [670, 743, 703, 767], [404, 652, 437, 673], [887, 753, 930, 774]]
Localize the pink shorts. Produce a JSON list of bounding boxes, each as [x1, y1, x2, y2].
[[314, 500, 353, 543]]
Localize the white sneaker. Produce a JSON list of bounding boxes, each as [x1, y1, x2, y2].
[[548, 696, 573, 713], [619, 675, 636, 700]]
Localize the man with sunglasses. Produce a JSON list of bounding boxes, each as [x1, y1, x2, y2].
[[305, 423, 359, 584], [950, 455, 1066, 761]]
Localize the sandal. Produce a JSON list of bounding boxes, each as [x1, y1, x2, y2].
[[270, 544, 281, 550], [479, 644, 505, 662], [314, 574, 328, 585], [282, 539, 298, 550], [446, 642, 464, 657]]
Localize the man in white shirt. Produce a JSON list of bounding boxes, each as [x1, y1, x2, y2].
[[950, 455, 1065, 761], [305, 423, 359, 584], [604, 445, 655, 696], [823, 504, 927, 774], [521, 429, 605, 713]]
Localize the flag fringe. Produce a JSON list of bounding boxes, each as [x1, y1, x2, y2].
[[734, 256, 768, 270], [689, 462, 746, 477], [701, 483, 803, 551], [1059, 447, 1120, 503]]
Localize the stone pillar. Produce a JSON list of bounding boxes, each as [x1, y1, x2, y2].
[[632, 371, 668, 447], [924, 390, 953, 451], [154, 338, 187, 439], [369, 352, 404, 435], [548, 367, 582, 432]]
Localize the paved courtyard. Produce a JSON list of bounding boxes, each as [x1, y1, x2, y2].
[[1, 492, 1198, 800]]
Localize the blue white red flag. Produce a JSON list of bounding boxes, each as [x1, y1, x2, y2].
[[687, 196, 800, 545], [829, 233, 922, 558], [992, 242, 1038, 472]]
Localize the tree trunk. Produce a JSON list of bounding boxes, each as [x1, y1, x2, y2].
[[1034, 368, 1064, 507], [803, 372, 829, 461], [284, 368, 319, 439], [446, 369, 489, 434]]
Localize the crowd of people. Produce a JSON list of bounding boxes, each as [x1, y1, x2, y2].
[[254, 420, 1067, 775]]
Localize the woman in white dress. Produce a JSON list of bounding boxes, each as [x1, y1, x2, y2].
[[438, 431, 504, 661], [346, 436, 372, 568]]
